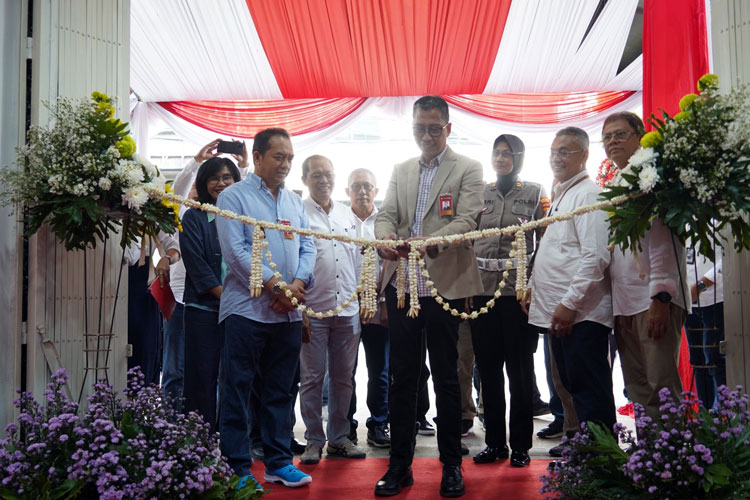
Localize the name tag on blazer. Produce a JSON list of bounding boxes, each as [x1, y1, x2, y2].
[[439, 194, 453, 216]]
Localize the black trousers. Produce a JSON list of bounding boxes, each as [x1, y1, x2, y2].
[[549, 321, 616, 434], [469, 296, 536, 452], [386, 286, 463, 467]]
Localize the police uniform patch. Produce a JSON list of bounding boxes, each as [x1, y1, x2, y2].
[[540, 197, 551, 217]]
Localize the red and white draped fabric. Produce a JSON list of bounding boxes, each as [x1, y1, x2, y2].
[[129, 0, 649, 141]]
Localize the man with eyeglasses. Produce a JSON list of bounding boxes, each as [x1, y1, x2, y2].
[[374, 95, 484, 498], [602, 112, 689, 423], [525, 127, 616, 447], [343, 168, 392, 449], [297, 155, 366, 465]]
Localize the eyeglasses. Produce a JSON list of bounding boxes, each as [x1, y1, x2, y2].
[[492, 150, 522, 159], [549, 149, 584, 160], [309, 171, 335, 181], [207, 174, 235, 185], [412, 123, 449, 137], [602, 130, 637, 143], [349, 182, 374, 192]]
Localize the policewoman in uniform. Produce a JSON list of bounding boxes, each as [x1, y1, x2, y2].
[[469, 134, 548, 468]]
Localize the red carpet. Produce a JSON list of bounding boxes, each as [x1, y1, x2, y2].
[[254, 457, 549, 500]]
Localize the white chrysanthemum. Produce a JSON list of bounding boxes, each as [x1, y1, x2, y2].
[[146, 174, 166, 192], [627, 147, 659, 168], [637, 165, 659, 193], [122, 186, 148, 212], [123, 165, 144, 186], [99, 177, 112, 190], [134, 154, 157, 180]]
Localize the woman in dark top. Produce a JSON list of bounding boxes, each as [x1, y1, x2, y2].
[[180, 157, 240, 432]]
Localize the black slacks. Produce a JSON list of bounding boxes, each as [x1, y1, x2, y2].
[[386, 285, 463, 466], [469, 296, 536, 452]]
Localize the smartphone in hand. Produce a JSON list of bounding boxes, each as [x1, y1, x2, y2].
[[217, 140, 244, 156]]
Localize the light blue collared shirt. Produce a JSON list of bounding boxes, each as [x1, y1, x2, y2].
[[216, 173, 316, 323]]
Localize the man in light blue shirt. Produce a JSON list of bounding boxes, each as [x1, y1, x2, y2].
[[216, 128, 316, 490]]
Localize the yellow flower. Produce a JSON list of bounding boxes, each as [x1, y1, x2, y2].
[[697, 73, 719, 91], [97, 101, 115, 119], [115, 136, 136, 157], [678, 93, 699, 111], [674, 111, 692, 122], [640, 131, 663, 149], [91, 91, 110, 103]]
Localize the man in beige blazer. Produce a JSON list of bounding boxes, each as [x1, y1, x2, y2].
[[373, 96, 484, 498]]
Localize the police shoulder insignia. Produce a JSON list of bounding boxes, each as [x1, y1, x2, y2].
[[516, 181, 522, 188]]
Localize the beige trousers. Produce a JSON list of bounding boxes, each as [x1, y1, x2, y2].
[[615, 304, 686, 421]]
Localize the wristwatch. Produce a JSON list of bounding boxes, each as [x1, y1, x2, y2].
[[651, 292, 672, 303], [696, 280, 708, 293], [271, 282, 283, 295]]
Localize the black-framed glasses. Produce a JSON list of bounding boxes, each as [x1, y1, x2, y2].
[[207, 174, 235, 185], [602, 130, 637, 143], [492, 150, 522, 159], [412, 123, 449, 137], [349, 182, 374, 192], [549, 149, 584, 159]]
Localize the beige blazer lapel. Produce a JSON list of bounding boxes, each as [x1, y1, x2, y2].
[[406, 161, 419, 225], [425, 149, 455, 211]]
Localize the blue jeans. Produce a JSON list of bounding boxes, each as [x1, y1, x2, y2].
[[685, 302, 726, 408], [183, 306, 224, 433], [219, 315, 301, 473], [162, 302, 185, 412], [348, 323, 390, 430]]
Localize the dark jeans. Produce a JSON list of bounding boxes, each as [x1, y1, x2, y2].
[[183, 306, 224, 434], [549, 321, 616, 434], [386, 286, 462, 467], [348, 323, 390, 430], [127, 262, 163, 386], [685, 302, 726, 408], [162, 302, 185, 412], [417, 360, 431, 420], [219, 315, 301, 473], [470, 296, 536, 452]]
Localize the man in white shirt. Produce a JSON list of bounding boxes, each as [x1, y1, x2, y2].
[[345, 168, 391, 448], [602, 112, 690, 421], [298, 155, 366, 464], [527, 127, 616, 436]]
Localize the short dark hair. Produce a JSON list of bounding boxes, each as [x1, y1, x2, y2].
[[195, 157, 240, 204], [603, 112, 646, 136], [301, 154, 332, 179], [252, 128, 290, 156], [413, 95, 449, 122], [555, 127, 589, 150]]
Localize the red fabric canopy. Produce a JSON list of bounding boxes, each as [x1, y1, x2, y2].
[[642, 0, 709, 128], [158, 98, 367, 138], [245, 0, 512, 98], [445, 91, 637, 124]]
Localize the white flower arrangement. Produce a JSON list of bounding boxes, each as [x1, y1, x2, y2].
[[0, 92, 179, 250]]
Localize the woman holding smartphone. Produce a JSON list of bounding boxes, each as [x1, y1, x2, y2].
[[180, 156, 241, 431]]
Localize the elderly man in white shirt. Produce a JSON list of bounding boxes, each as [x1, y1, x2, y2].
[[602, 112, 690, 422], [298, 155, 366, 464], [344, 168, 391, 448], [526, 127, 616, 438]]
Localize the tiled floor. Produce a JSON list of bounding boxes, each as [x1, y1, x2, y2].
[[292, 337, 635, 460]]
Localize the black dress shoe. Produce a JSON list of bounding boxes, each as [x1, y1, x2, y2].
[[472, 445, 509, 463], [375, 465, 413, 497], [440, 464, 465, 498], [510, 450, 531, 467], [290, 438, 306, 454]]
